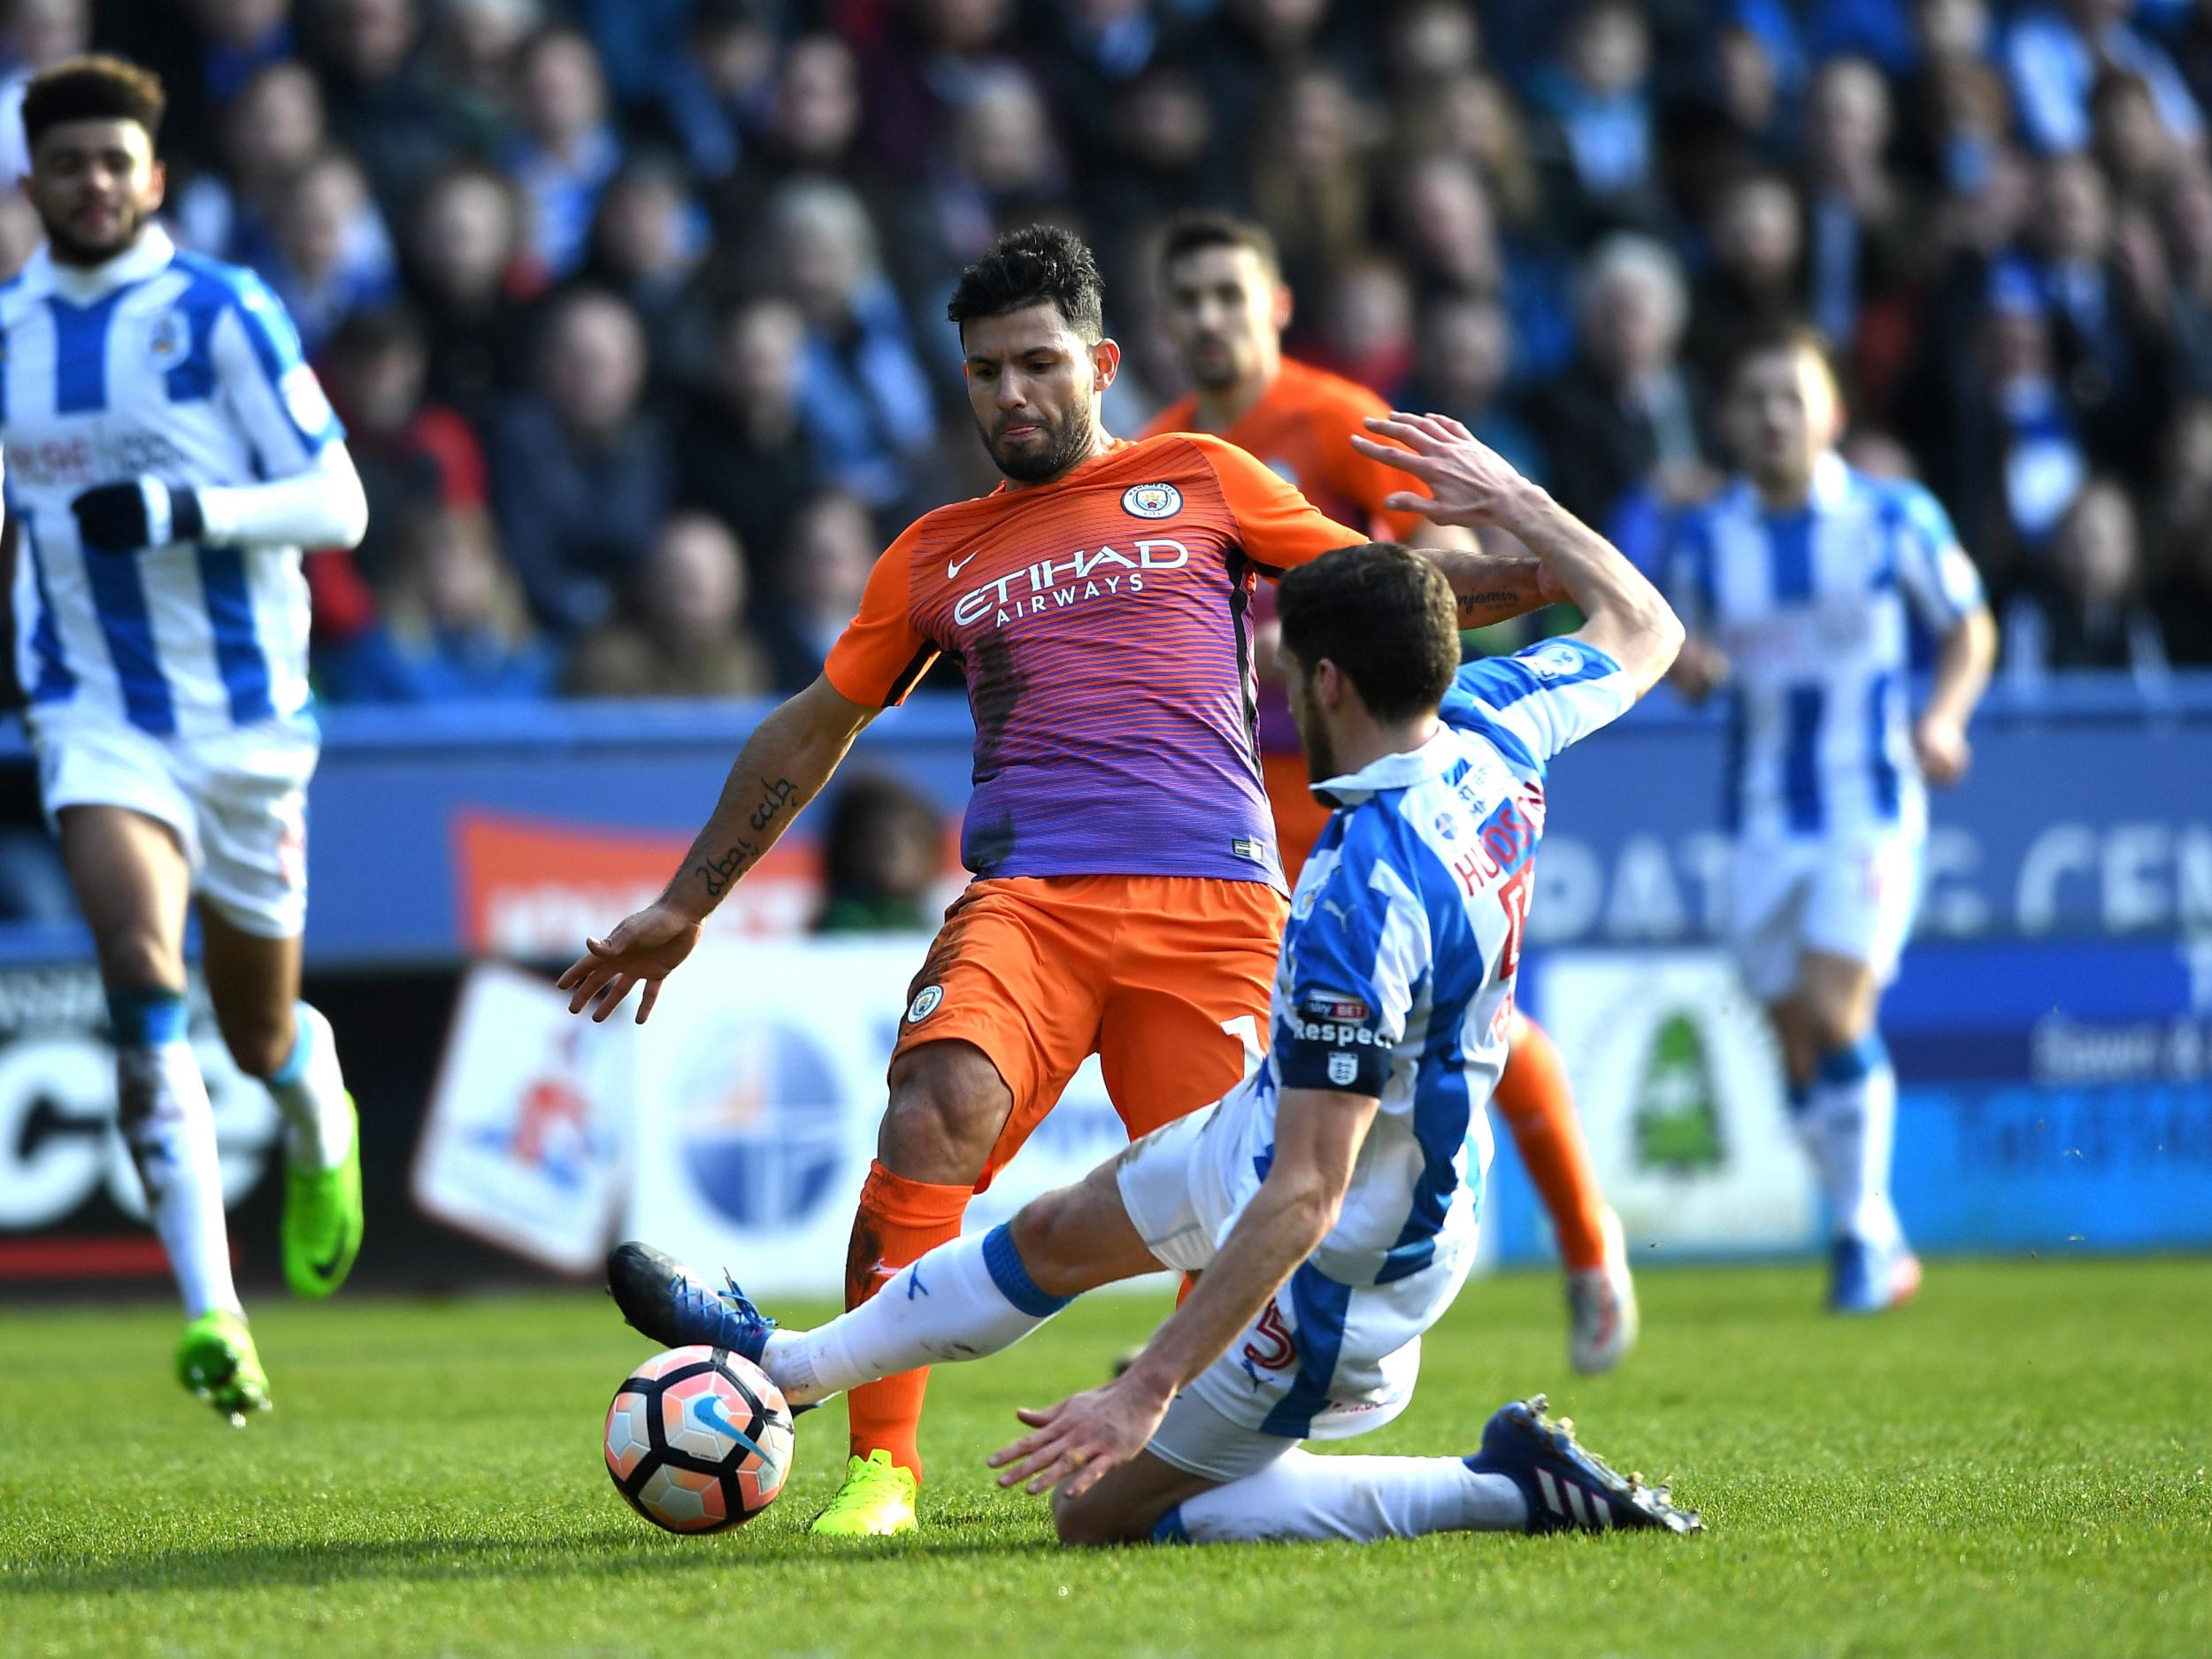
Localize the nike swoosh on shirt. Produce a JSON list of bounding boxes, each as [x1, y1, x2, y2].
[[948, 551, 979, 579]]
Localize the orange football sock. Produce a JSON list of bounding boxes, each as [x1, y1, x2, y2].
[[841, 1159, 972, 1481], [1494, 1018, 1610, 1273]]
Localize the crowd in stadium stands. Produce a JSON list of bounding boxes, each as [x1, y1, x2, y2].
[[7, 0, 2212, 707]]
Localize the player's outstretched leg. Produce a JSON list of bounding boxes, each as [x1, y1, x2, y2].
[[1494, 1015, 1639, 1372], [111, 986, 268, 1423], [1148, 1395, 1699, 1545]]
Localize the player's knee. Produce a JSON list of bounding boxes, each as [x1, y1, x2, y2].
[[1007, 1189, 1087, 1295], [1805, 997, 1870, 1058], [880, 1044, 1011, 1179], [218, 1005, 296, 1080], [1050, 1487, 1147, 1548]]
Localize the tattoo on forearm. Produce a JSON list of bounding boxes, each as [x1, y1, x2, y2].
[[1456, 590, 1523, 619], [695, 775, 799, 896]]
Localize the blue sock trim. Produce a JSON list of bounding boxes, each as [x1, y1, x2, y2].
[[268, 1003, 313, 1089], [1786, 1079, 1813, 1115], [980, 1224, 1073, 1319], [107, 987, 187, 1047], [1148, 1503, 1191, 1545], [1816, 1032, 1891, 1087]]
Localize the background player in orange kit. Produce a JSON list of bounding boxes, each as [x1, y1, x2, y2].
[[560, 226, 1559, 1537], [1142, 214, 1638, 1376]]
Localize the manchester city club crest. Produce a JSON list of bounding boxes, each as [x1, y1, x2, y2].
[[144, 310, 191, 369], [1121, 481, 1181, 519]]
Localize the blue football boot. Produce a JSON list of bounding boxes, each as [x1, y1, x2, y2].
[[1468, 1394, 1701, 1534], [1829, 1236, 1923, 1315], [606, 1240, 774, 1365]]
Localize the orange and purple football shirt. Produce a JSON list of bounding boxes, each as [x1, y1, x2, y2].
[[825, 432, 1362, 889]]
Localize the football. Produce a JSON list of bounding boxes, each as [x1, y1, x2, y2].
[[603, 1347, 795, 1533]]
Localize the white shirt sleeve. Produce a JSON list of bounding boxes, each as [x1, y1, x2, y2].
[[210, 272, 347, 480], [195, 442, 369, 550], [1444, 638, 1638, 766], [1889, 483, 1985, 634]]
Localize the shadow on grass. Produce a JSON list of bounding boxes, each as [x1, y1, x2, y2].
[[3, 1529, 1061, 1596]]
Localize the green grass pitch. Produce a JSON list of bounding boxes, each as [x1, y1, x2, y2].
[[3, 1258, 2208, 1659]]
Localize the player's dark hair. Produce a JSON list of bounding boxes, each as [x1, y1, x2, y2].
[[1158, 211, 1282, 283], [1725, 319, 1839, 395], [947, 224, 1105, 343], [1279, 543, 1460, 723], [21, 56, 165, 152]]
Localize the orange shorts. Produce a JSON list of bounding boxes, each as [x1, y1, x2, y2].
[[893, 873, 1287, 1189], [1263, 749, 1333, 887]]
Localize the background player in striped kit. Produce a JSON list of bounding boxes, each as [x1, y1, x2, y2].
[[561, 226, 1560, 1537], [2, 58, 370, 1417], [1668, 326, 1996, 1313], [1141, 212, 1636, 1373]]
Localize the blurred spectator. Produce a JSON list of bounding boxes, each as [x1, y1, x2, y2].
[[488, 288, 671, 632], [812, 774, 946, 934], [715, 32, 875, 234], [1389, 151, 1573, 384], [324, 506, 555, 703], [898, 65, 1071, 305], [1035, 0, 1168, 174], [1532, 233, 1710, 532], [1087, 65, 1233, 259], [769, 489, 878, 690], [170, 60, 327, 265], [401, 160, 541, 429], [106, 0, 293, 177], [1312, 252, 1414, 398], [1248, 67, 1374, 304], [859, 0, 1031, 185], [2159, 159, 2212, 396], [2002, 0, 2202, 156], [768, 179, 940, 515], [2013, 152, 2170, 482], [253, 148, 401, 356], [564, 511, 772, 698], [1803, 55, 1932, 400], [1402, 71, 1542, 237], [2003, 476, 2170, 684], [501, 27, 622, 278], [1402, 290, 1547, 483], [1685, 172, 1804, 395], [2092, 68, 2188, 215], [1383, 0, 1481, 93], [313, 0, 478, 213], [677, 296, 824, 578], [434, 0, 542, 134], [0, 0, 88, 190], [578, 156, 713, 390], [320, 306, 489, 585], [643, 0, 779, 185], [1529, 1, 1669, 238], [1191, 0, 1360, 159], [2154, 400, 2212, 663]]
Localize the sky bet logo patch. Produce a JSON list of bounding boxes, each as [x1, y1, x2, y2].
[[1121, 481, 1181, 518], [1302, 996, 1371, 1023]]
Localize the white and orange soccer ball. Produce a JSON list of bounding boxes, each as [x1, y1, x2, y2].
[[603, 1347, 795, 1533]]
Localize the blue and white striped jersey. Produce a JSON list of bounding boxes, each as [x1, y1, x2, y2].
[[1666, 452, 1985, 839], [2, 227, 346, 738], [1221, 637, 1638, 1292]]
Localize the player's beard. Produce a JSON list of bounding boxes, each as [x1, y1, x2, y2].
[[1294, 676, 1340, 786], [983, 400, 1095, 484], [42, 196, 155, 266]]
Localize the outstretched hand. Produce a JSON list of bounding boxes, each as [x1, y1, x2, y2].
[[555, 902, 703, 1025], [1350, 411, 1540, 531], [987, 1373, 1173, 1499]]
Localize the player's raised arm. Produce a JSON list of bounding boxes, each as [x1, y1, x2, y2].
[[1354, 412, 1683, 693], [558, 674, 880, 1024]]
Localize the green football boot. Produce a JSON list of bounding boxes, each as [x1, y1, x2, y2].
[[177, 1309, 271, 1425], [281, 1094, 364, 1299]]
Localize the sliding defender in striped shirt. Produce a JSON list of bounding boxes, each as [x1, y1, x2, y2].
[[2, 58, 369, 1418], [1666, 324, 1996, 1315]]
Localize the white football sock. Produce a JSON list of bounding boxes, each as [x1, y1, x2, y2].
[[1809, 1033, 1903, 1251], [1170, 1448, 1530, 1543], [761, 1225, 1069, 1405], [265, 1002, 354, 1170], [115, 1004, 242, 1320]]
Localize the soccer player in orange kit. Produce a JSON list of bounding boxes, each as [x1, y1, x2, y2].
[[1142, 213, 1638, 1378], [561, 227, 1560, 1535]]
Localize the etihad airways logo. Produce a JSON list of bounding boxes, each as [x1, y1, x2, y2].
[[954, 540, 1190, 629]]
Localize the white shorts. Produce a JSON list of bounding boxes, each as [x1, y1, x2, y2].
[[27, 703, 318, 940], [1725, 824, 1923, 1004], [1115, 1103, 1471, 1482]]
